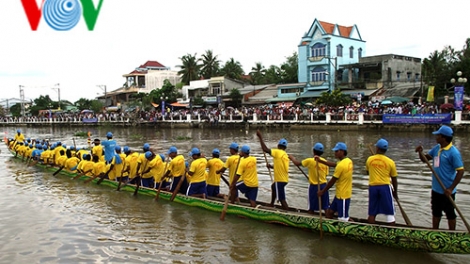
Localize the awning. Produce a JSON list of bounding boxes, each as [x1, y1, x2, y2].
[[265, 96, 297, 103], [342, 89, 378, 96], [170, 102, 189, 107], [298, 90, 327, 98], [151, 102, 159, 107]]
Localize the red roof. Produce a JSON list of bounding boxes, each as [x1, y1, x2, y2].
[[319, 21, 353, 38], [128, 69, 147, 75], [139, 60, 166, 68]]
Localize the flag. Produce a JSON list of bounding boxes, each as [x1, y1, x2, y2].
[[454, 86, 464, 110], [426, 86, 434, 102]]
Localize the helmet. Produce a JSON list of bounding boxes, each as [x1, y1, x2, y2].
[[167, 146, 177, 154], [229, 142, 239, 150], [278, 138, 288, 147], [241, 145, 250, 154], [212, 148, 220, 155], [106, 132, 113, 138], [145, 151, 153, 159], [190, 147, 201, 156], [143, 143, 150, 151]]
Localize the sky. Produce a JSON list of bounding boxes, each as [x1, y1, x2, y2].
[[1, 0, 469, 104]]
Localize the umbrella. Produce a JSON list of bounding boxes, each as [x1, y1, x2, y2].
[[380, 100, 393, 105], [305, 102, 313, 106], [440, 103, 454, 110], [81, 109, 94, 114]]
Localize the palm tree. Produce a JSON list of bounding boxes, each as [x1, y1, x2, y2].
[[422, 50, 449, 97], [280, 52, 298, 84], [265, 65, 282, 84], [200, 50, 220, 79], [219, 58, 244, 80], [177, 53, 201, 85], [249, 62, 266, 85]]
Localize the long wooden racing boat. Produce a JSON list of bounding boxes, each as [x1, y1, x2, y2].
[[7, 148, 470, 254]]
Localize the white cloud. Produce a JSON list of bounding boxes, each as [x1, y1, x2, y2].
[[0, 0, 469, 103]]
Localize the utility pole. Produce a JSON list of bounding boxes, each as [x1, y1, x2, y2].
[[19, 85, 25, 117], [52, 83, 60, 110], [97, 85, 107, 106]]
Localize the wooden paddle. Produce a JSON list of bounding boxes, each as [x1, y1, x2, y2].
[[170, 173, 187, 202], [220, 174, 230, 187], [369, 144, 413, 226], [84, 173, 101, 184], [316, 162, 324, 239], [155, 156, 170, 201], [262, 151, 274, 183], [53, 166, 65, 176], [418, 150, 470, 232], [220, 154, 242, 221]]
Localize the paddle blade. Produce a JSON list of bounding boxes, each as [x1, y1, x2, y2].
[[220, 210, 227, 221], [53, 166, 64, 176]]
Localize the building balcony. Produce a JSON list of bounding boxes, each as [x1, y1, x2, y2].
[[309, 81, 327, 86]]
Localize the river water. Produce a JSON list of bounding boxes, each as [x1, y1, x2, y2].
[[1, 126, 469, 263]]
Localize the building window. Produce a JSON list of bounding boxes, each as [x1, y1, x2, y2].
[[407, 72, 412, 81], [396, 71, 401, 81], [336, 45, 343, 57], [349, 46, 354, 58], [311, 43, 326, 57], [358, 48, 362, 59], [311, 69, 327, 82], [415, 73, 420, 81]]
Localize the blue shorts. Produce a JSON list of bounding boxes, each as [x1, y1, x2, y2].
[[154, 181, 169, 190], [237, 182, 258, 202], [368, 185, 395, 216], [141, 177, 154, 188], [272, 182, 288, 201], [206, 184, 220, 197], [170, 176, 187, 194], [329, 197, 350, 221], [308, 184, 329, 211], [186, 181, 207, 196]]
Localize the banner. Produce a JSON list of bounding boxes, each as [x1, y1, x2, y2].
[[382, 114, 451, 124], [426, 86, 434, 102], [454, 86, 464, 111]]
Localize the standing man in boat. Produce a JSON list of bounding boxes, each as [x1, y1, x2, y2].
[[12, 129, 25, 149], [164, 146, 187, 194], [256, 130, 290, 210], [186, 148, 208, 198], [231, 145, 259, 207], [415, 125, 464, 230], [317, 142, 353, 222], [92, 139, 104, 162], [216, 142, 241, 200], [366, 139, 398, 225], [289, 143, 330, 214], [101, 132, 117, 164], [206, 148, 225, 198], [123, 146, 139, 184]]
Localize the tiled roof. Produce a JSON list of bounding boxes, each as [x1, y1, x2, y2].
[[319, 21, 353, 38], [139, 60, 166, 68]]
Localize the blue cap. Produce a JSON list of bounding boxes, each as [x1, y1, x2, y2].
[[432, 125, 453, 137], [123, 146, 130, 153], [145, 151, 153, 159], [332, 142, 347, 151], [62, 144, 66, 148], [190, 147, 201, 155], [212, 148, 220, 155], [278, 138, 288, 147], [115, 145, 121, 151], [29, 144, 33, 148], [375, 139, 388, 150], [159, 154, 165, 161], [185, 161, 189, 168], [168, 146, 177, 154], [17, 129, 21, 133], [106, 132, 113, 138], [69, 146, 75, 150], [229, 142, 239, 150], [36, 144, 42, 149], [313, 143, 324, 152], [27, 138, 31, 142], [241, 145, 250, 154], [143, 143, 150, 151], [57, 141, 61, 145], [76, 147, 80, 151]]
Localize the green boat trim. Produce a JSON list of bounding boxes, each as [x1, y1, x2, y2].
[[6, 147, 470, 254]]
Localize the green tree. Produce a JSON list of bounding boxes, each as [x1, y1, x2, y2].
[[90, 100, 104, 113], [10, 103, 21, 117], [265, 65, 282, 84], [220, 58, 244, 80], [249, 62, 266, 85], [200, 50, 220, 79], [316, 89, 351, 106], [279, 52, 298, 83], [74, 98, 92, 110], [177, 53, 201, 85], [229, 88, 243, 108]]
